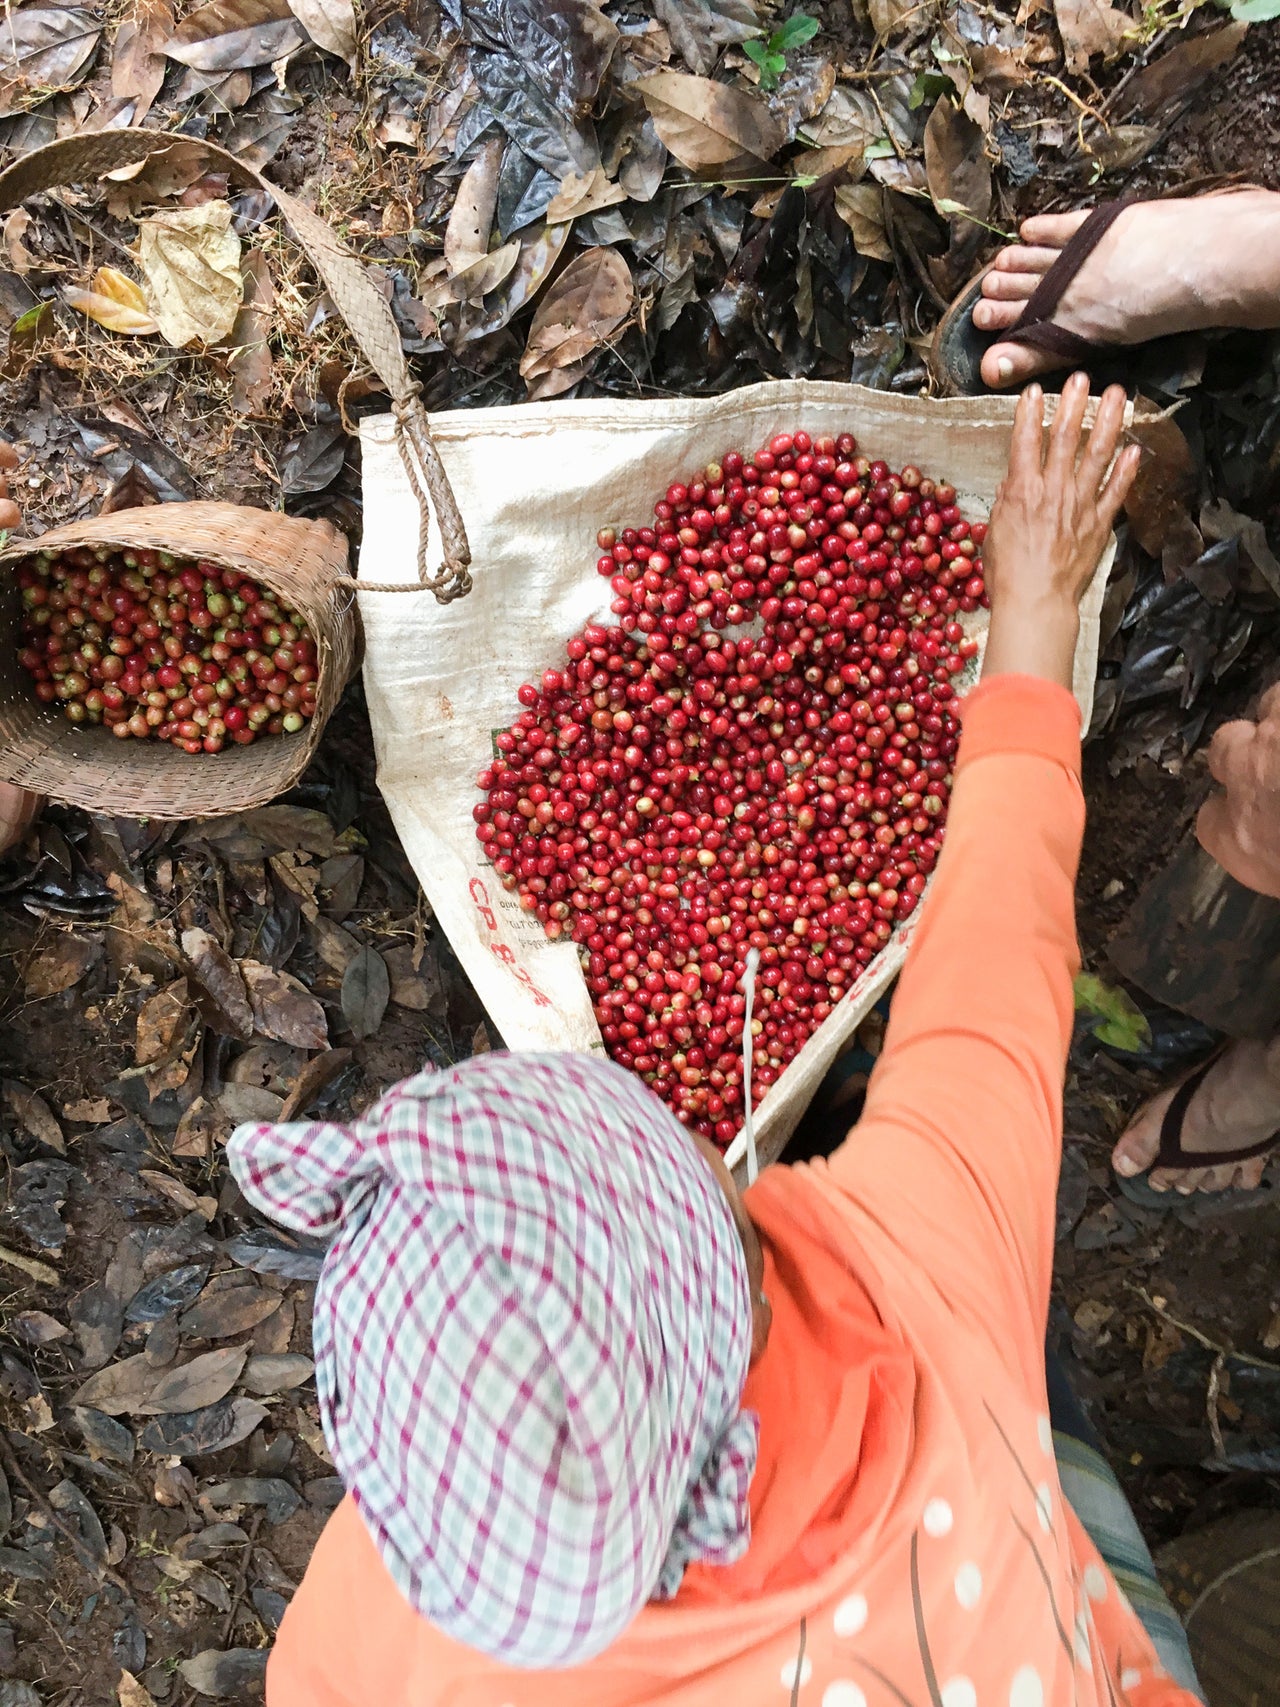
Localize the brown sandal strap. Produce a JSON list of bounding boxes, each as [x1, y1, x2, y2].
[[1156, 1050, 1280, 1170], [1002, 200, 1133, 359]]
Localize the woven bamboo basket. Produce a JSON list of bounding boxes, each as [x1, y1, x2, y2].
[[0, 505, 353, 817], [0, 127, 472, 821]]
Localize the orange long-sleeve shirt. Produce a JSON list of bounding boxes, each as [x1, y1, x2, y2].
[[267, 675, 1197, 1707]]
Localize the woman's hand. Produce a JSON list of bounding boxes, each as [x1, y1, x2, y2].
[[981, 372, 1140, 690]]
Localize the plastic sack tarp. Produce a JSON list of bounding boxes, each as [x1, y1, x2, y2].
[[358, 381, 1110, 1172]]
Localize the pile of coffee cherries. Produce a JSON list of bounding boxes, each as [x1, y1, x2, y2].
[[475, 431, 986, 1145], [14, 545, 318, 752]]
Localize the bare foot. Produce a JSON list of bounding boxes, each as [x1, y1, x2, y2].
[[1111, 1038, 1280, 1196], [975, 190, 1280, 389]]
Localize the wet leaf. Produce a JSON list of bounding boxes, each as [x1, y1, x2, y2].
[[204, 1476, 301, 1524], [653, 0, 759, 76], [465, 0, 618, 111], [341, 946, 390, 1040], [445, 135, 505, 275], [164, 0, 306, 71], [227, 249, 274, 416], [136, 201, 243, 348], [0, 7, 102, 119], [241, 1353, 314, 1393], [240, 961, 329, 1049], [139, 1397, 268, 1457], [286, 0, 356, 64], [179, 1650, 269, 1699], [318, 853, 363, 920], [1073, 973, 1152, 1053], [182, 928, 253, 1040], [63, 267, 158, 336], [135, 979, 193, 1067], [222, 1228, 324, 1282], [519, 246, 632, 397], [49, 1478, 107, 1572], [1201, 497, 1280, 599], [637, 70, 785, 170], [1053, 0, 1133, 75], [125, 1263, 210, 1325], [138, 1346, 248, 1416], [279, 422, 345, 495], [2, 1081, 64, 1153], [278, 1045, 352, 1120], [72, 1407, 136, 1468]]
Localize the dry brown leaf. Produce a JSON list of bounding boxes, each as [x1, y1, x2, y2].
[[445, 136, 505, 276], [63, 1097, 111, 1124], [520, 247, 633, 398], [286, 0, 356, 65], [135, 978, 192, 1067], [450, 238, 522, 303], [63, 267, 159, 336], [119, 1669, 159, 1707], [241, 1353, 314, 1394], [24, 933, 99, 998], [163, 0, 306, 71], [2, 1081, 65, 1153], [136, 201, 243, 348], [181, 1274, 282, 1340], [182, 927, 253, 1040], [138, 1346, 248, 1415], [240, 961, 329, 1049], [1054, 0, 1132, 75], [1120, 21, 1246, 117], [138, 1168, 218, 1221], [1123, 411, 1197, 557], [924, 100, 992, 226], [278, 1046, 352, 1120], [227, 249, 274, 416], [869, 0, 936, 40], [111, 0, 174, 125], [3, 209, 37, 275], [834, 183, 892, 262], [546, 167, 629, 225], [636, 70, 784, 171], [71, 1352, 158, 1417]]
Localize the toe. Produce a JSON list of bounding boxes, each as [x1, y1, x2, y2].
[[990, 245, 1062, 277], [972, 297, 1024, 331], [979, 340, 1059, 389], [982, 270, 1048, 302], [1235, 1157, 1269, 1191], [1197, 1164, 1238, 1194], [1112, 1091, 1170, 1178], [1018, 211, 1094, 247]]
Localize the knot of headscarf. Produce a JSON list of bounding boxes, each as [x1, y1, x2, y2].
[[227, 1051, 758, 1668]]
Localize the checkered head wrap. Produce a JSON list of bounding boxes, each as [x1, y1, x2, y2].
[[228, 1051, 759, 1668]]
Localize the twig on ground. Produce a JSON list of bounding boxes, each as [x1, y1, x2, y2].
[[0, 1431, 127, 1592], [1131, 1285, 1280, 1374]]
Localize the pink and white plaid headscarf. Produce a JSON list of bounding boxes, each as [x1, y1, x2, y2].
[[228, 1051, 759, 1668]]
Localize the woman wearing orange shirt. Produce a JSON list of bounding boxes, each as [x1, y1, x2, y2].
[[229, 376, 1203, 1706]]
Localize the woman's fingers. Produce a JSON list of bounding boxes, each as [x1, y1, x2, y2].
[[1008, 382, 1045, 482], [1076, 384, 1128, 497], [1044, 371, 1091, 483]]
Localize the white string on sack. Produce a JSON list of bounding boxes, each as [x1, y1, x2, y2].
[[740, 946, 760, 1186]]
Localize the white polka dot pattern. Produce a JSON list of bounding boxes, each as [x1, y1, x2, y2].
[[941, 1678, 976, 1707], [1036, 1414, 1053, 1454], [1009, 1665, 1044, 1707], [1121, 1669, 1143, 1691], [954, 1562, 983, 1609], [923, 1498, 954, 1537], [1083, 1563, 1108, 1601], [1034, 1482, 1054, 1532], [832, 1593, 868, 1638], [822, 1685, 867, 1707]]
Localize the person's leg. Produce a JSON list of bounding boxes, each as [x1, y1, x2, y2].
[[1111, 1038, 1280, 1195], [973, 189, 1280, 387], [1046, 1347, 1205, 1699]]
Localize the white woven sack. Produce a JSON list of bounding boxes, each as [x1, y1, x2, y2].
[[358, 380, 1111, 1172]]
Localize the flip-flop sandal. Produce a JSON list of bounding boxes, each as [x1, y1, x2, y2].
[[931, 177, 1261, 396], [932, 201, 1133, 397], [1115, 1047, 1280, 1218]]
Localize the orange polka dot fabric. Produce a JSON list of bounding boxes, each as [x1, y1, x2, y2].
[[265, 678, 1200, 1707]]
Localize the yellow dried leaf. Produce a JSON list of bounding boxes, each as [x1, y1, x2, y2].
[[63, 266, 159, 335], [136, 200, 242, 348]]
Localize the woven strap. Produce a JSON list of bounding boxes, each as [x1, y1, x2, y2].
[[0, 130, 471, 601]]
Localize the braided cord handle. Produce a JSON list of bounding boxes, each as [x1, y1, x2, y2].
[[0, 130, 471, 601]]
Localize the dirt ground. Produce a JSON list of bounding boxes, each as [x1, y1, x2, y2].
[[0, 7, 1279, 1705]]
